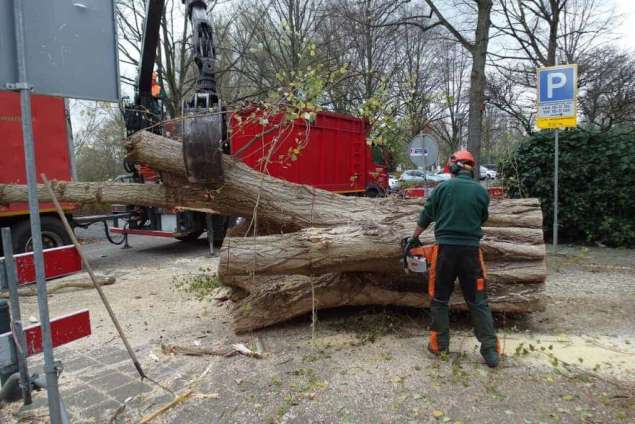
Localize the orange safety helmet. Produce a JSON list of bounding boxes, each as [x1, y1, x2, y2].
[[448, 149, 475, 174]]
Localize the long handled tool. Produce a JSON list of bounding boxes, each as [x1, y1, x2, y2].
[[42, 175, 172, 395]]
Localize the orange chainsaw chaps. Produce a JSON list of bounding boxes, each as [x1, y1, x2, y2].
[[409, 244, 438, 298]]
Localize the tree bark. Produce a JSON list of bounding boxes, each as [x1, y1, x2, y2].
[[0, 181, 214, 212], [218, 224, 546, 277], [467, 0, 493, 178], [227, 273, 545, 333]]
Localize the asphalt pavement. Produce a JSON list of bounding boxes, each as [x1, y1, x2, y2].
[[74, 221, 212, 272]]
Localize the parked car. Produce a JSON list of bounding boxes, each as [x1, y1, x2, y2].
[[426, 170, 451, 183], [480, 165, 497, 180], [399, 170, 426, 185], [388, 174, 401, 191]]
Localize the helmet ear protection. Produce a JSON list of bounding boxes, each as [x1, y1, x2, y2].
[[449, 162, 463, 175], [449, 156, 473, 175]]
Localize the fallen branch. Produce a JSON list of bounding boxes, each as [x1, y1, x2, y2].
[[0, 276, 115, 298], [138, 389, 193, 424], [161, 342, 263, 359], [161, 343, 231, 357]]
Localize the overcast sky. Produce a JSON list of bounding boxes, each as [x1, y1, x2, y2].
[[616, 0, 635, 49]]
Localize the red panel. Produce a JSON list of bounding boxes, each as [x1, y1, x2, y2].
[[230, 110, 376, 193], [0, 92, 73, 215], [10, 245, 82, 286], [404, 188, 426, 199], [488, 187, 505, 198], [23, 310, 91, 356]]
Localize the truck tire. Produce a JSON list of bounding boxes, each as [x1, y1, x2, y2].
[[11, 216, 72, 253], [365, 187, 382, 198]]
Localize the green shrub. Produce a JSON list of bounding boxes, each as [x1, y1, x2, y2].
[[499, 128, 635, 247]]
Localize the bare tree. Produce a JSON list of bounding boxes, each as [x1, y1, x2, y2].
[[227, 0, 326, 96], [578, 47, 635, 130], [429, 40, 471, 154], [391, 7, 444, 138], [75, 107, 126, 181], [423, 0, 494, 177], [488, 0, 615, 130]]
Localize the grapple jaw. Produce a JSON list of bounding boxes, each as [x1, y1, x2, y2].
[[182, 93, 225, 189]]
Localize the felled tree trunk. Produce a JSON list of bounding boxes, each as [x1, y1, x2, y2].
[[224, 273, 545, 333], [218, 225, 546, 277], [0, 181, 218, 213], [0, 131, 548, 332]]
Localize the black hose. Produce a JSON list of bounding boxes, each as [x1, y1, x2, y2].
[[103, 221, 127, 246]]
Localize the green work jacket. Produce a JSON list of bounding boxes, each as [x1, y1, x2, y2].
[[418, 172, 490, 246]]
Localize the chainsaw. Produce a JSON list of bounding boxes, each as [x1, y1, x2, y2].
[[400, 237, 429, 273]]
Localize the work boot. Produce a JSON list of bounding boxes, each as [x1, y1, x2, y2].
[[427, 343, 449, 356], [481, 349, 499, 368]]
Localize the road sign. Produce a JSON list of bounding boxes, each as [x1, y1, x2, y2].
[[408, 134, 438, 168], [0, 0, 120, 101], [536, 64, 578, 129]]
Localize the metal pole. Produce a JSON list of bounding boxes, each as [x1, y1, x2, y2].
[[42, 176, 148, 381], [1, 228, 32, 405], [11, 1, 63, 422], [553, 129, 559, 253]]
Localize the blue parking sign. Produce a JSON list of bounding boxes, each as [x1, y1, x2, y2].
[[536, 64, 577, 129], [539, 67, 575, 102]]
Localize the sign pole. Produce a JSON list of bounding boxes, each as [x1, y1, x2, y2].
[[553, 129, 559, 253], [11, 1, 63, 422]]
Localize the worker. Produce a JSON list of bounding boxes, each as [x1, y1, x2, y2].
[[151, 72, 161, 98], [408, 150, 500, 367]]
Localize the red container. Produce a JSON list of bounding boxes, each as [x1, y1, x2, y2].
[[0, 92, 74, 218], [403, 187, 426, 199], [230, 110, 387, 194]]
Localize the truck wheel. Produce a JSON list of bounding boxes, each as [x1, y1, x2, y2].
[[365, 187, 380, 198], [174, 231, 203, 242], [12, 216, 72, 253]]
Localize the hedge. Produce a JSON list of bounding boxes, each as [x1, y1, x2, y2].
[[499, 128, 635, 247]]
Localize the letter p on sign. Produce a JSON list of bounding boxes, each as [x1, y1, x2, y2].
[[547, 72, 567, 98], [539, 66, 575, 103]]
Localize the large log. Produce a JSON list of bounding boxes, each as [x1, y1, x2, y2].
[[0, 181, 219, 214], [218, 225, 546, 277], [227, 273, 545, 333], [125, 131, 543, 230]]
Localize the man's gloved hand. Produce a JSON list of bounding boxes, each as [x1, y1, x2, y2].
[[403, 236, 422, 252]]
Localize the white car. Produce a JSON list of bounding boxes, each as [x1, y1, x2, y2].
[[426, 170, 451, 183], [480, 166, 497, 180], [399, 170, 426, 185], [388, 175, 401, 191]]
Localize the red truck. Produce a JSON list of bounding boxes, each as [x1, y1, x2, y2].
[[0, 92, 75, 253]]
